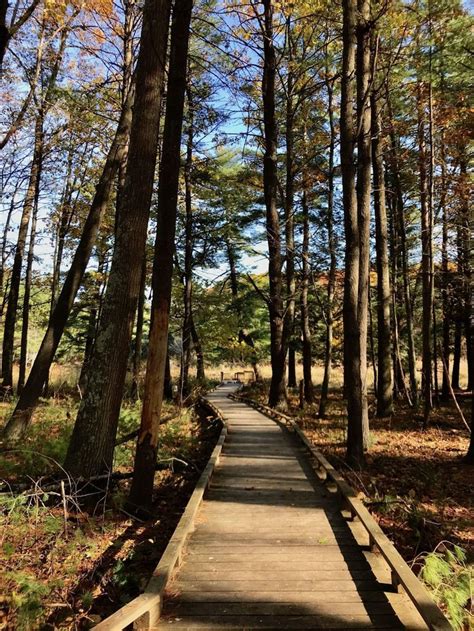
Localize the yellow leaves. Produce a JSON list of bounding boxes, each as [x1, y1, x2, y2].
[[83, 0, 114, 19]]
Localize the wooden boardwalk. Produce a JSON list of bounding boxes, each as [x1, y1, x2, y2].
[[155, 385, 428, 630]]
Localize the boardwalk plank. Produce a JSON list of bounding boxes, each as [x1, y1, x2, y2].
[[153, 614, 404, 629], [154, 385, 428, 630]]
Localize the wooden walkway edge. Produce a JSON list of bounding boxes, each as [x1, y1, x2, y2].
[[95, 384, 452, 630]]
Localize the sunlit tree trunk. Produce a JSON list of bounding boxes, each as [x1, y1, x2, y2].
[[128, 0, 193, 511], [63, 0, 171, 476]]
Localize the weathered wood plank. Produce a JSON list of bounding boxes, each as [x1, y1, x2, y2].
[[161, 601, 396, 617], [163, 591, 390, 604], [171, 579, 386, 592], [153, 613, 404, 629]]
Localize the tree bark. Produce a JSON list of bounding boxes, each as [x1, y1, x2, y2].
[[17, 194, 39, 392], [417, 80, 433, 427], [319, 70, 336, 418], [371, 90, 393, 417], [465, 196, 474, 464], [300, 190, 314, 405], [128, 0, 193, 511], [285, 17, 296, 390], [62, 0, 171, 475], [2, 85, 135, 440], [180, 87, 194, 400], [355, 0, 371, 451], [130, 257, 147, 401], [437, 131, 450, 400], [262, 0, 286, 408], [342, 0, 363, 465], [342, 0, 371, 466]]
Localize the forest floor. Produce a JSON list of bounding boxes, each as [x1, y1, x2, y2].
[[0, 384, 221, 630]]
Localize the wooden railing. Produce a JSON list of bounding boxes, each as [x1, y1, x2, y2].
[[229, 393, 453, 631], [94, 395, 227, 630]]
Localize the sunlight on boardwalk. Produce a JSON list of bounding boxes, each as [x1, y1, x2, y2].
[[154, 384, 427, 630]]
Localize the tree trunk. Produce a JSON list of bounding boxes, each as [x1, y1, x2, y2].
[[130, 257, 147, 401], [128, 0, 193, 512], [465, 198, 474, 464], [78, 256, 105, 392], [51, 147, 75, 312], [459, 157, 472, 391], [62, 0, 171, 474], [2, 85, 135, 440], [164, 349, 173, 400], [285, 17, 296, 390], [452, 320, 461, 389], [262, 0, 286, 408], [180, 88, 194, 400], [342, 0, 364, 466], [342, 0, 371, 466], [287, 347, 296, 389], [368, 284, 377, 398], [1, 113, 43, 393], [190, 312, 205, 382], [371, 90, 393, 416], [17, 196, 39, 393], [417, 81, 433, 427], [300, 190, 314, 405], [355, 0, 371, 451], [319, 69, 336, 418], [226, 241, 260, 380], [386, 84, 418, 406], [0, 180, 19, 319], [440, 136, 450, 400]]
